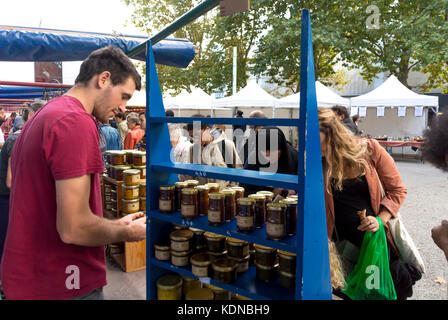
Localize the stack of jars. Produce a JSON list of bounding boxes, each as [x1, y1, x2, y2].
[[105, 150, 146, 182], [254, 244, 278, 283], [121, 168, 143, 215], [103, 183, 118, 217]]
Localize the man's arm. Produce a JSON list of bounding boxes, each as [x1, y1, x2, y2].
[[55, 174, 146, 246]]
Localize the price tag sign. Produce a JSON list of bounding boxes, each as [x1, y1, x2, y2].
[[220, 0, 250, 16]]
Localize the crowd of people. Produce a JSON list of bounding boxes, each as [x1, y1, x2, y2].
[[0, 45, 446, 301]]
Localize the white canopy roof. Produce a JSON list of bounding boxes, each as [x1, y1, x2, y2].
[[211, 81, 279, 108], [164, 87, 216, 109], [277, 81, 350, 108], [350, 75, 439, 107], [127, 88, 147, 107]]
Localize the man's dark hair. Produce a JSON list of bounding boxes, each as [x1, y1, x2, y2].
[[236, 110, 244, 117], [115, 111, 126, 120], [11, 112, 17, 118], [331, 105, 349, 119], [166, 109, 174, 117], [352, 114, 360, 123], [422, 114, 448, 171], [139, 111, 145, 117], [75, 46, 142, 91], [187, 114, 208, 131]]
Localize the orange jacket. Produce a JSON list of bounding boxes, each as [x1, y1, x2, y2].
[[323, 138, 407, 255], [124, 125, 145, 150]]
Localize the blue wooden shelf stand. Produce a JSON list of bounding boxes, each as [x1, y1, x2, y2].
[[129, 9, 332, 300]]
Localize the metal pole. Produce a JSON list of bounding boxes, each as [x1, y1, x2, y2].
[[127, 0, 220, 58], [233, 46, 237, 95]]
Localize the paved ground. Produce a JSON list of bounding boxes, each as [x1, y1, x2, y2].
[[394, 158, 448, 300], [100, 157, 447, 300]]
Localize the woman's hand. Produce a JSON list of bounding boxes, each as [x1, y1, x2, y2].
[[358, 216, 379, 233]]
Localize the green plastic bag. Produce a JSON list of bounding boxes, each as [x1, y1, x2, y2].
[[341, 217, 397, 300]]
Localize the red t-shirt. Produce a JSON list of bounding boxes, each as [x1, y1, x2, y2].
[[0, 95, 106, 300]]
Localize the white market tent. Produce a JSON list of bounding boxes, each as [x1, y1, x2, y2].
[[349, 75, 439, 138], [277, 81, 350, 108], [127, 88, 146, 107], [164, 87, 228, 115]]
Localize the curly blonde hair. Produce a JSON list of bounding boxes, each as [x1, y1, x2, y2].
[[318, 107, 369, 192]]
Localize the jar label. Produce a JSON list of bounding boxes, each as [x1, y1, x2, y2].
[[192, 265, 208, 277], [172, 255, 189, 266], [208, 210, 222, 223], [124, 188, 139, 199], [181, 204, 196, 218], [126, 174, 140, 185], [171, 241, 189, 251], [237, 215, 254, 227], [123, 201, 139, 213], [139, 168, 146, 178], [155, 250, 170, 260], [266, 222, 285, 238], [159, 200, 172, 211]]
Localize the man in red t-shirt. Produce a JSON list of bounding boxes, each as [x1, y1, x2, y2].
[[0, 46, 145, 300]]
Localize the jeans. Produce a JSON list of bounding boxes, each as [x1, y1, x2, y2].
[[70, 287, 104, 300]]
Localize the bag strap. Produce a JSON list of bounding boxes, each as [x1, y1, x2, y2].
[[373, 167, 386, 199]]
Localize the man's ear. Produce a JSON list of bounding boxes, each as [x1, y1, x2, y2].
[[97, 71, 111, 89]]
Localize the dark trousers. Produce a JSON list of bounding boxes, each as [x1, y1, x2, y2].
[[0, 194, 9, 263]]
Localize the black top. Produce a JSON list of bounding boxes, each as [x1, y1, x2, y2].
[[0, 133, 19, 195], [331, 175, 375, 248]]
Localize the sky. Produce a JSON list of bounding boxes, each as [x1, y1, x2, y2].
[[0, 0, 147, 84]]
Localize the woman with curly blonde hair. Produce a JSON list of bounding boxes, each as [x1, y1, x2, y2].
[[318, 107, 421, 300]]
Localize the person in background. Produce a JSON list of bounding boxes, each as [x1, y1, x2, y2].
[[114, 111, 129, 146], [331, 105, 360, 136], [134, 111, 146, 151], [124, 112, 144, 150], [318, 107, 421, 300], [240, 110, 267, 166], [99, 119, 122, 151], [210, 124, 242, 170], [352, 114, 364, 136], [1, 113, 16, 135], [0, 108, 6, 127], [0, 100, 45, 276], [0, 46, 146, 300], [421, 113, 448, 262], [241, 126, 298, 197]]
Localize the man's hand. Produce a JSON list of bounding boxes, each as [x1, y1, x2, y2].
[[117, 212, 145, 226], [126, 214, 146, 242]]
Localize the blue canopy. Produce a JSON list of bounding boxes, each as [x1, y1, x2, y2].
[[0, 26, 195, 68]]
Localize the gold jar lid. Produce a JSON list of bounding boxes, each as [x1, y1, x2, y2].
[[154, 243, 170, 251], [237, 197, 255, 205], [108, 150, 126, 155], [257, 191, 274, 198], [122, 184, 139, 189], [122, 199, 139, 203], [189, 227, 204, 235], [133, 165, 146, 169], [114, 165, 132, 170], [248, 194, 266, 200], [280, 199, 298, 205], [255, 262, 279, 270], [278, 250, 296, 259], [207, 250, 227, 257], [212, 257, 237, 272], [156, 274, 183, 290], [182, 188, 198, 195], [160, 185, 175, 191], [175, 181, 188, 187], [208, 192, 224, 199], [125, 149, 136, 154], [226, 238, 248, 247], [231, 186, 245, 192], [287, 194, 298, 199], [195, 185, 210, 191], [206, 183, 219, 188], [221, 189, 236, 195], [173, 224, 189, 230], [185, 180, 199, 186], [227, 255, 250, 262], [181, 275, 196, 283], [190, 253, 211, 267], [253, 244, 276, 253], [204, 232, 226, 241], [170, 229, 194, 241], [185, 288, 214, 301], [133, 150, 146, 156], [267, 203, 287, 211], [123, 169, 140, 175], [170, 249, 192, 257]]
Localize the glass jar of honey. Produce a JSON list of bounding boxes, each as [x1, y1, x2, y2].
[[132, 165, 146, 180], [231, 186, 245, 200], [123, 169, 141, 186], [113, 165, 132, 181], [280, 198, 298, 236], [205, 183, 220, 193], [221, 189, 236, 222], [133, 150, 146, 166], [159, 185, 175, 214], [248, 194, 266, 229], [257, 191, 274, 220], [125, 150, 135, 165], [108, 150, 126, 165], [236, 197, 255, 233], [208, 192, 225, 226], [181, 188, 198, 220], [266, 203, 287, 240], [195, 185, 209, 216], [122, 199, 139, 214], [139, 181, 146, 198], [156, 274, 183, 300], [140, 197, 146, 212], [174, 181, 188, 211], [122, 185, 139, 200]]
